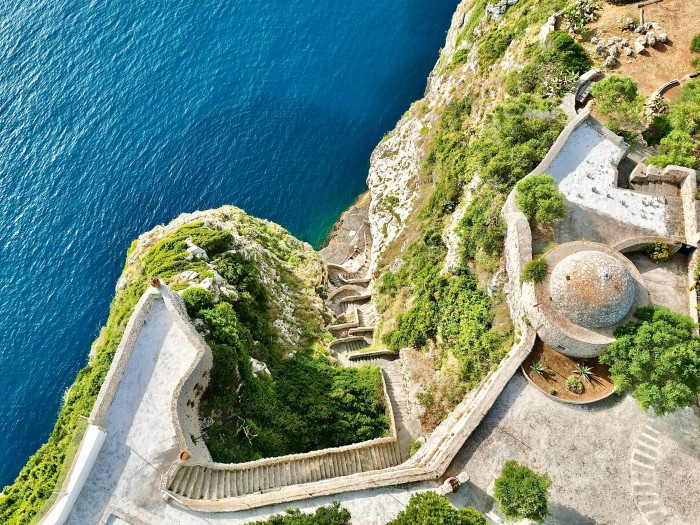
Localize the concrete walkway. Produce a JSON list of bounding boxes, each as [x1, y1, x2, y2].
[[65, 297, 196, 524]]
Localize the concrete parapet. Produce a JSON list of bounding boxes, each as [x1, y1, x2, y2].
[[89, 288, 161, 426], [39, 425, 107, 525]]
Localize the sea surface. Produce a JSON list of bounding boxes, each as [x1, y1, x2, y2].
[[0, 0, 458, 486]]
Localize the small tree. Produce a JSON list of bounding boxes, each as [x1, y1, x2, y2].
[[387, 492, 486, 525], [591, 75, 644, 132], [600, 306, 700, 415], [522, 256, 548, 283], [516, 174, 567, 227], [494, 461, 551, 523], [691, 33, 700, 54]]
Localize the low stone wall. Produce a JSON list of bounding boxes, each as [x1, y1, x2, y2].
[[162, 288, 213, 462], [89, 288, 161, 426], [688, 249, 699, 327], [613, 235, 683, 254], [678, 166, 700, 246], [347, 348, 397, 360]]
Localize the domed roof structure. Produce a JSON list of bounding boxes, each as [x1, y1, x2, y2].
[[549, 250, 635, 329]]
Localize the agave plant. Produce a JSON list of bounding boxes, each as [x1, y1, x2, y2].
[[573, 363, 595, 382], [531, 361, 547, 377]]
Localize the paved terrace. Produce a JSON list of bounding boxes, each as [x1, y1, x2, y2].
[[56, 288, 435, 524]]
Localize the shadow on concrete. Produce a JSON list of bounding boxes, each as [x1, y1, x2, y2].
[[546, 503, 597, 524]]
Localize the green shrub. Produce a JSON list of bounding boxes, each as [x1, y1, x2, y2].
[[646, 242, 672, 263], [691, 33, 700, 54], [515, 174, 567, 226], [387, 492, 486, 525], [452, 48, 472, 68], [522, 257, 548, 283], [591, 75, 644, 132], [566, 375, 584, 394], [494, 460, 551, 523], [458, 187, 506, 260], [250, 501, 351, 525], [600, 306, 700, 415]]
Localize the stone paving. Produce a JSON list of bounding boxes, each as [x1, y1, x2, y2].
[[444, 374, 700, 525], [626, 252, 690, 316]]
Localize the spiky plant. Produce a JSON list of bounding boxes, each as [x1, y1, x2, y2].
[[573, 363, 595, 382], [531, 361, 547, 377]]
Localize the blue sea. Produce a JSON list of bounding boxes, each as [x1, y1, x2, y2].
[[0, 0, 458, 486]]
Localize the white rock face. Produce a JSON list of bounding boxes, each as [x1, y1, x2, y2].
[[185, 243, 209, 261], [365, 2, 481, 274], [250, 357, 271, 376], [115, 276, 128, 291]]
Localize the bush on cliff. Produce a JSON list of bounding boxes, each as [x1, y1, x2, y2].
[[506, 31, 590, 97]]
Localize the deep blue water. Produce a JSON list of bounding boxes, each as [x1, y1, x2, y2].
[[0, 0, 458, 486]]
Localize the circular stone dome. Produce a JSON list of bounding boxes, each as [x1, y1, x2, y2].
[[549, 250, 635, 329]]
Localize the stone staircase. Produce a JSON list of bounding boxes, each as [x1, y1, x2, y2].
[[167, 440, 401, 501], [629, 178, 679, 197], [330, 336, 371, 353], [348, 354, 416, 462]]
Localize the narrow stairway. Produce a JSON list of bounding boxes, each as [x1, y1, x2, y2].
[[168, 440, 401, 500]]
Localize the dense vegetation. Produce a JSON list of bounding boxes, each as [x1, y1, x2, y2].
[[494, 460, 551, 523], [250, 502, 351, 525], [386, 492, 486, 525], [506, 31, 590, 98], [172, 227, 388, 463], [647, 79, 700, 169], [600, 306, 700, 415], [378, 0, 572, 427], [0, 217, 387, 524], [515, 174, 567, 227]]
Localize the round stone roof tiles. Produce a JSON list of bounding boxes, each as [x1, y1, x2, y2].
[[549, 250, 635, 329]]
